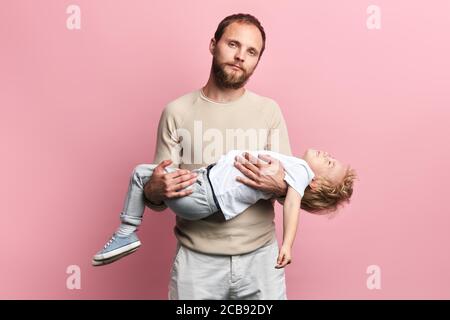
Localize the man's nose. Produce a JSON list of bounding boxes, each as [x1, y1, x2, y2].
[[234, 50, 245, 63]]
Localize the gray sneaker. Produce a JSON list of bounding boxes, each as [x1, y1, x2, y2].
[[92, 232, 141, 266]]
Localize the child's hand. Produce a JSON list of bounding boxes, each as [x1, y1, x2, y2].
[[275, 245, 292, 269]]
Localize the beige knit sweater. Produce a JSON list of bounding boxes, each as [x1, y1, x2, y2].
[[144, 88, 292, 255]]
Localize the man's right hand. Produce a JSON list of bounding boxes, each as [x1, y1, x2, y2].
[[144, 159, 198, 205]]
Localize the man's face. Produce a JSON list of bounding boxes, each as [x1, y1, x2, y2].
[[210, 22, 263, 89]]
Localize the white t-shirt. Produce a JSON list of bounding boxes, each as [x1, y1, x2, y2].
[[209, 150, 315, 220]]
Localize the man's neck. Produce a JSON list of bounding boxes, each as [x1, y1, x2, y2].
[[202, 76, 246, 103]]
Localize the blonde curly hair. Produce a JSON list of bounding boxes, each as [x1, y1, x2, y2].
[[301, 166, 357, 215]]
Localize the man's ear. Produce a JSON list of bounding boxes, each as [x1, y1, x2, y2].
[[209, 38, 216, 55]]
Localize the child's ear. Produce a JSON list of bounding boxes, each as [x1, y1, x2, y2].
[[309, 179, 319, 191]]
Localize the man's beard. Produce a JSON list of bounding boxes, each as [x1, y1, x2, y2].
[[211, 56, 254, 89]]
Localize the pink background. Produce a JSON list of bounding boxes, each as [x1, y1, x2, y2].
[[1, 0, 449, 299]]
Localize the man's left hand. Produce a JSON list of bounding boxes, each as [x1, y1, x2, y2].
[[234, 152, 288, 198]]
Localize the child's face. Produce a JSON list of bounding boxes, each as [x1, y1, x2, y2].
[[303, 149, 347, 185]]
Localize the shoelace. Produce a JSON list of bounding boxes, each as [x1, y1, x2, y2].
[[103, 235, 116, 249]]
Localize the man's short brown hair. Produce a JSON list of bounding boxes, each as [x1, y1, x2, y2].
[[214, 13, 266, 58]]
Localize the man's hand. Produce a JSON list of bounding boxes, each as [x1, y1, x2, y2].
[[144, 159, 198, 205], [275, 244, 292, 269], [234, 152, 288, 198]]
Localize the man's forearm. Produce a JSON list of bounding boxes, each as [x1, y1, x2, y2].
[[143, 182, 167, 211], [277, 180, 288, 197], [144, 186, 162, 205], [145, 194, 163, 205], [143, 197, 167, 212], [274, 181, 288, 204]]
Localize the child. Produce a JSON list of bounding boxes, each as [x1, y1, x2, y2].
[[92, 148, 357, 267]]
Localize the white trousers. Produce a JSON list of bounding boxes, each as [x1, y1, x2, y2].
[[168, 240, 287, 300]]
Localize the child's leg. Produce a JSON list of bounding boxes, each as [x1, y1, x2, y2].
[[119, 165, 215, 223], [117, 164, 159, 235], [164, 168, 217, 220], [92, 164, 160, 265]]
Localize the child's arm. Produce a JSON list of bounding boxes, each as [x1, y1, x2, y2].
[[275, 185, 301, 269]]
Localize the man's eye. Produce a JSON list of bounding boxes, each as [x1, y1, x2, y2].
[[229, 42, 236, 47]]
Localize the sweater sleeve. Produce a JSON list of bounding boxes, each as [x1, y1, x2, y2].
[[144, 105, 182, 212], [265, 101, 293, 205]]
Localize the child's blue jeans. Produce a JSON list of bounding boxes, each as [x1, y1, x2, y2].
[[120, 164, 220, 226]]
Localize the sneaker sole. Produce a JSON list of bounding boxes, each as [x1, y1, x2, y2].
[[92, 247, 140, 266], [93, 240, 141, 261]]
